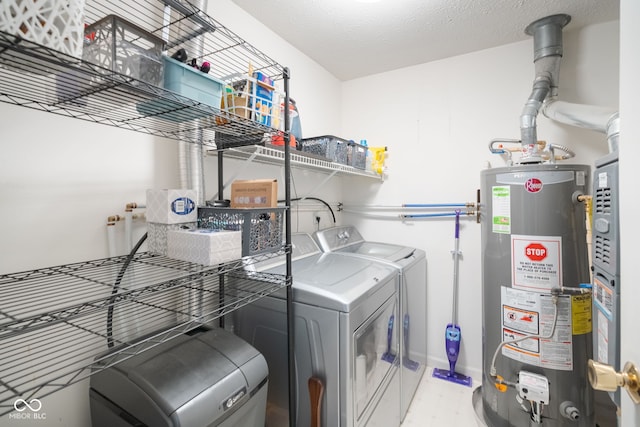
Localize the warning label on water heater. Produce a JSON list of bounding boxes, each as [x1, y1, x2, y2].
[[501, 286, 573, 371], [511, 235, 562, 291], [491, 186, 511, 234]]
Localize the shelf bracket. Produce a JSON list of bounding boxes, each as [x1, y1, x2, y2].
[[295, 169, 339, 202]]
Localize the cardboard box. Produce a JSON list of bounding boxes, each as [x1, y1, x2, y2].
[[230, 179, 278, 208], [167, 229, 242, 266], [146, 189, 198, 224]]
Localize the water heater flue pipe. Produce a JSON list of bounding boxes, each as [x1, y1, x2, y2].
[[543, 101, 620, 152], [519, 14, 571, 163], [523, 13, 620, 157]]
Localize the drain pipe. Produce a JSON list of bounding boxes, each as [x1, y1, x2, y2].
[[520, 14, 571, 163]]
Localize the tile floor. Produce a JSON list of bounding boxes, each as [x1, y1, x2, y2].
[[402, 367, 618, 427], [402, 367, 480, 426]]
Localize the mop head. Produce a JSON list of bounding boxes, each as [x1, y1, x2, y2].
[[403, 357, 420, 372], [432, 367, 473, 387]]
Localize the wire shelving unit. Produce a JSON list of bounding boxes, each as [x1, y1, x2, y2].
[[0, 0, 296, 420]]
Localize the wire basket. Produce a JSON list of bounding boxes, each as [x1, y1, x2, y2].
[[348, 141, 367, 169], [0, 0, 86, 58], [220, 73, 284, 128], [300, 135, 351, 165], [83, 15, 165, 86], [197, 207, 285, 256]]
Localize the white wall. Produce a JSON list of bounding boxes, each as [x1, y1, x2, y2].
[[619, 0, 640, 425], [0, 1, 341, 425], [340, 21, 619, 379]]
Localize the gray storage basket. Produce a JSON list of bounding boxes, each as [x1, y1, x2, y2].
[[300, 135, 350, 165], [197, 207, 285, 256]]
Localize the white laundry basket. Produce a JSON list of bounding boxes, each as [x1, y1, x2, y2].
[[0, 0, 85, 58]]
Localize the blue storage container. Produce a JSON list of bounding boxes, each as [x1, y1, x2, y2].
[[137, 56, 224, 122], [163, 56, 223, 107]]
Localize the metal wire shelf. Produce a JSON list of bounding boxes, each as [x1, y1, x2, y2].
[[209, 144, 384, 179], [0, 250, 288, 416], [0, 0, 287, 147]]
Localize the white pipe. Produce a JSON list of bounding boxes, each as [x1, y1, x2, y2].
[[542, 100, 620, 153], [107, 223, 117, 257], [542, 100, 618, 134], [126, 202, 145, 210], [343, 203, 473, 209]]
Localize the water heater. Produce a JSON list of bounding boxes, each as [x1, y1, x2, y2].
[[480, 164, 594, 426]]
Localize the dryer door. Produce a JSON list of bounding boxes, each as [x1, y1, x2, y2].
[[353, 294, 399, 427]]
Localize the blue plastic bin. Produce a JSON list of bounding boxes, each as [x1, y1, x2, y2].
[[137, 56, 224, 122]]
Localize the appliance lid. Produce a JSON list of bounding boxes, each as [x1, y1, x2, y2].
[[314, 225, 364, 251], [248, 233, 320, 271], [314, 226, 416, 261], [337, 241, 415, 262], [97, 328, 265, 417], [265, 252, 397, 311]]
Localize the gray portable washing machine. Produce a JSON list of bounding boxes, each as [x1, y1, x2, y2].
[[89, 327, 268, 427], [233, 233, 401, 427], [314, 226, 427, 421]]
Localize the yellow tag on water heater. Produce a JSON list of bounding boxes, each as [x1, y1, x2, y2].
[[571, 293, 592, 335]]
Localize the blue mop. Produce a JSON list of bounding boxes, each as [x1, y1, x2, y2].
[[381, 314, 396, 363], [432, 210, 473, 387]]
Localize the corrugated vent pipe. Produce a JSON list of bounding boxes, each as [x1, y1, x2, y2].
[[522, 14, 620, 159], [175, 0, 208, 205], [542, 102, 620, 153]]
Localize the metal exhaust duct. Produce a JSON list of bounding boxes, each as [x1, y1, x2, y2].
[[520, 13, 620, 158], [519, 14, 571, 163], [175, 0, 208, 206], [542, 103, 620, 153]]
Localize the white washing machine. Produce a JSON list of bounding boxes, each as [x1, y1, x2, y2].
[[314, 226, 427, 421], [233, 233, 400, 427]]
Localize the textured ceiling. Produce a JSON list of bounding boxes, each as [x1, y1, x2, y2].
[[231, 0, 620, 81]]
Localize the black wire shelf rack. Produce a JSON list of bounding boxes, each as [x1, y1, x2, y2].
[[0, 250, 289, 416], [0, 0, 287, 147]]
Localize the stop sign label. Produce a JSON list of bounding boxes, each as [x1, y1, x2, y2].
[[525, 243, 547, 261]]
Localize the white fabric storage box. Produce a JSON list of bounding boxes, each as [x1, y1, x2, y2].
[[146, 189, 197, 224], [167, 229, 242, 266], [147, 222, 196, 256]]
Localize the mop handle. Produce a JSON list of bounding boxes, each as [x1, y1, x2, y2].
[[452, 210, 461, 325]]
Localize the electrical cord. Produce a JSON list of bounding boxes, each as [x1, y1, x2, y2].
[[106, 232, 148, 348], [278, 196, 336, 223]]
